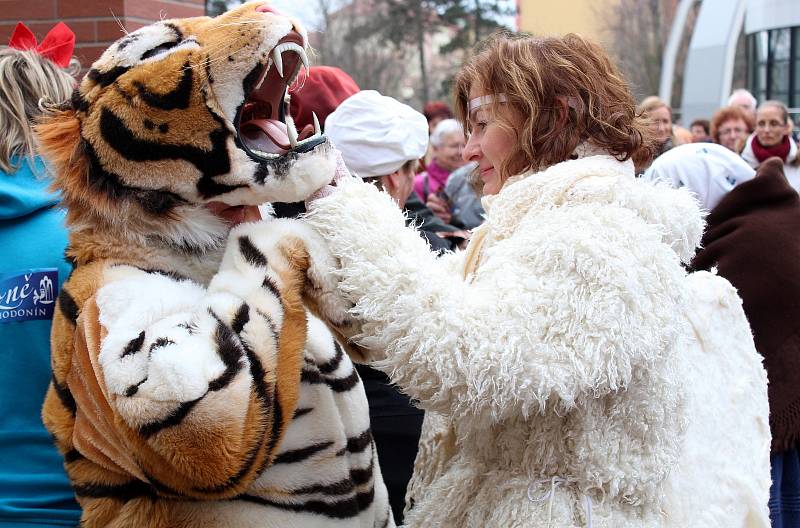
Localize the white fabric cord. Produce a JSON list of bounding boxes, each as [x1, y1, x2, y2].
[[527, 477, 593, 528]]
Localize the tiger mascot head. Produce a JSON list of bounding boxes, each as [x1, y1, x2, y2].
[[36, 1, 334, 259]]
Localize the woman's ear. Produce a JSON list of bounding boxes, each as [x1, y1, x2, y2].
[[554, 96, 570, 129]]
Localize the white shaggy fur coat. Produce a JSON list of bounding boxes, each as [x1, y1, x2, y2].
[[303, 155, 770, 527]]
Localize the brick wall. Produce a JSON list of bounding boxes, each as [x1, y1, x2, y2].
[[0, 0, 205, 69]]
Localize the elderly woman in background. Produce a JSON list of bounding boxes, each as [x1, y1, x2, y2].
[[638, 96, 674, 157], [302, 32, 769, 526], [742, 100, 800, 191], [0, 22, 82, 526], [413, 118, 467, 203], [711, 105, 754, 153]]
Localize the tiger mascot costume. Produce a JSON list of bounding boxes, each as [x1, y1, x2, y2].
[[35, 3, 393, 527]]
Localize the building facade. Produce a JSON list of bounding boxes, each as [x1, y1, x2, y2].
[[746, 1, 800, 110], [0, 0, 205, 69]]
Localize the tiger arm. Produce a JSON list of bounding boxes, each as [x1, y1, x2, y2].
[[66, 222, 310, 500]]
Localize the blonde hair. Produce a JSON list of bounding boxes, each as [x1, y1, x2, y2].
[[637, 95, 671, 117], [454, 32, 653, 182], [0, 47, 77, 173]]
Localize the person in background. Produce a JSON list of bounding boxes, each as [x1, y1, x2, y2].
[[323, 89, 433, 523], [270, 66, 360, 219], [422, 101, 454, 135], [413, 118, 467, 204], [651, 146, 800, 528], [439, 161, 485, 230], [0, 22, 83, 527], [710, 105, 754, 153], [742, 99, 800, 191], [690, 119, 712, 142], [638, 95, 674, 157], [728, 88, 758, 124]]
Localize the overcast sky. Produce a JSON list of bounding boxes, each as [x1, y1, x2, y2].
[[267, 0, 516, 33]]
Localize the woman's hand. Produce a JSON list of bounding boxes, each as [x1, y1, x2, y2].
[[426, 193, 452, 224], [305, 149, 353, 208]]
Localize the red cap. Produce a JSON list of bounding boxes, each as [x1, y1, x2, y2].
[[289, 66, 359, 131], [423, 101, 453, 122]]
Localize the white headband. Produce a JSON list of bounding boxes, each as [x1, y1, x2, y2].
[[468, 93, 508, 113], [468, 93, 581, 113]]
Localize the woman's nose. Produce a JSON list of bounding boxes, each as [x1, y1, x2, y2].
[[463, 134, 480, 162]]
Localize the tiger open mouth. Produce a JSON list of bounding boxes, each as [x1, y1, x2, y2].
[[235, 30, 325, 162]]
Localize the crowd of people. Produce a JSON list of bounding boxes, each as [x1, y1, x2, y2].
[[1, 5, 798, 528], [638, 89, 800, 193]]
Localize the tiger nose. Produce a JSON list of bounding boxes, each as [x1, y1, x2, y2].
[[256, 4, 281, 15]]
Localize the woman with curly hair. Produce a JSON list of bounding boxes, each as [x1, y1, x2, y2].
[[304, 32, 770, 526]]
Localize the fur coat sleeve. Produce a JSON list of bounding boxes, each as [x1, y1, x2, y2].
[[305, 176, 688, 423]]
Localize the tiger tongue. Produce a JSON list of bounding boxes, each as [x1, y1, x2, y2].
[[240, 118, 290, 154]]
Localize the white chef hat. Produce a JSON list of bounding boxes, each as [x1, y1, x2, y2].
[[325, 90, 429, 179], [644, 143, 756, 211]]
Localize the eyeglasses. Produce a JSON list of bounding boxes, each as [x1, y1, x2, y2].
[[718, 127, 746, 137]]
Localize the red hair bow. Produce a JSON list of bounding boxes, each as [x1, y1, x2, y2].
[[8, 22, 75, 68]]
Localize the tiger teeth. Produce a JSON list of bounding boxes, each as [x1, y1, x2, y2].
[[286, 115, 298, 148], [272, 48, 284, 78], [271, 42, 308, 82], [312, 112, 321, 136]]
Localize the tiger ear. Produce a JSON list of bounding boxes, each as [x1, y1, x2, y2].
[[34, 108, 87, 194]]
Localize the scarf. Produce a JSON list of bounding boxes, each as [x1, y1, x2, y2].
[[690, 158, 800, 453], [750, 134, 791, 163], [413, 158, 451, 201]]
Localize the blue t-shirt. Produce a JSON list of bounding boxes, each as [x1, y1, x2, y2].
[[0, 158, 81, 526]]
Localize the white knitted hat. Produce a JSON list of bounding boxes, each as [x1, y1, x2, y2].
[[325, 90, 429, 179]]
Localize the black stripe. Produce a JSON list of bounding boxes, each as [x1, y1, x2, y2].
[[116, 33, 140, 51], [316, 341, 344, 374], [148, 337, 174, 355], [64, 448, 84, 463], [140, 267, 192, 282], [273, 441, 334, 465], [254, 308, 280, 343], [264, 383, 283, 465], [239, 487, 374, 519], [139, 397, 201, 439], [262, 276, 283, 301], [73, 480, 156, 502], [346, 429, 372, 454], [139, 40, 180, 61], [124, 378, 147, 397], [98, 108, 242, 199], [291, 476, 355, 496], [87, 65, 130, 87], [163, 22, 183, 41], [293, 407, 313, 419], [301, 368, 324, 384], [327, 369, 360, 392], [71, 89, 89, 112], [301, 367, 360, 393], [238, 236, 267, 268], [51, 374, 77, 416], [231, 303, 249, 334], [84, 140, 187, 216], [120, 331, 145, 358], [134, 62, 192, 110], [58, 287, 79, 325], [207, 322, 244, 392]]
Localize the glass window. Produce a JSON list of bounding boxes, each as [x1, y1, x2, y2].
[[772, 28, 791, 60]]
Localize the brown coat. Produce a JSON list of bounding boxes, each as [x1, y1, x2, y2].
[[691, 157, 800, 452]]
